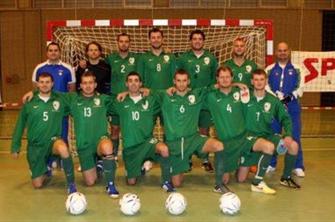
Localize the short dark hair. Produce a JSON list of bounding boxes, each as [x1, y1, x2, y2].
[[189, 29, 205, 41], [85, 41, 102, 53], [148, 27, 163, 39], [252, 69, 267, 79], [46, 42, 60, 51], [117, 32, 130, 41], [216, 66, 233, 77], [37, 72, 54, 82], [81, 71, 96, 83], [174, 69, 190, 79], [126, 71, 142, 82]]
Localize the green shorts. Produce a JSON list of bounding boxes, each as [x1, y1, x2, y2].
[[77, 135, 109, 171], [198, 110, 213, 129], [122, 137, 159, 179], [167, 134, 208, 176], [26, 138, 58, 179], [221, 133, 256, 173], [240, 134, 281, 167]]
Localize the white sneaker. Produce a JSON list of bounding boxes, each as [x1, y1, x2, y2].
[[266, 166, 276, 174], [251, 181, 276, 194], [293, 168, 305, 177]]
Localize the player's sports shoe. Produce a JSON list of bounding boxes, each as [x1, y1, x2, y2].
[[266, 165, 276, 174], [67, 182, 77, 194], [162, 181, 176, 192], [96, 160, 104, 178], [280, 177, 301, 189], [106, 181, 120, 198], [202, 161, 214, 173], [213, 184, 232, 194], [293, 168, 305, 177], [251, 181, 276, 194]]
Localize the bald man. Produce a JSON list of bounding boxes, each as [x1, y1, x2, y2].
[[265, 42, 305, 177]]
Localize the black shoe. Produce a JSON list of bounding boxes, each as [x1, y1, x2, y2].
[[202, 161, 214, 173], [213, 184, 233, 194], [280, 177, 301, 189]]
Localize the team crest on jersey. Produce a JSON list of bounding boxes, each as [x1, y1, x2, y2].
[[233, 92, 240, 101], [246, 65, 252, 73], [53, 101, 60, 111], [288, 69, 294, 75], [94, 98, 101, 106], [204, 57, 210, 65], [264, 102, 271, 112], [188, 95, 196, 104], [129, 57, 135, 64], [142, 100, 149, 110], [163, 55, 170, 63], [58, 70, 63, 76]]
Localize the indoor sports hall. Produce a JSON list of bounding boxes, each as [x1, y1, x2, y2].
[[0, 0, 334, 221]]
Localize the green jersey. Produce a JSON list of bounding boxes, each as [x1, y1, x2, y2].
[[110, 95, 160, 148], [177, 50, 218, 88], [224, 59, 258, 88], [156, 88, 206, 141], [11, 92, 67, 153], [204, 87, 246, 141], [105, 52, 138, 95], [137, 51, 176, 90], [66, 92, 111, 150], [245, 92, 292, 137]]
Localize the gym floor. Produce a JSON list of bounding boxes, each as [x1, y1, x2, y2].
[[0, 110, 334, 222]]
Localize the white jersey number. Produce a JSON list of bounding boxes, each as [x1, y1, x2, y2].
[[156, 63, 162, 72], [84, 107, 92, 117], [120, 64, 126, 73], [256, 112, 260, 122], [226, 104, 232, 113], [43, 111, 48, 121], [195, 64, 200, 73], [132, 111, 140, 121]]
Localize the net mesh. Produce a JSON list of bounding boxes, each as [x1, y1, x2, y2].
[[53, 26, 267, 68]]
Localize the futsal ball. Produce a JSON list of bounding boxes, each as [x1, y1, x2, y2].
[[119, 193, 141, 216], [165, 193, 187, 215], [65, 192, 87, 215], [219, 192, 241, 215]]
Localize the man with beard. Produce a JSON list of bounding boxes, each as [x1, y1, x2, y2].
[[177, 29, 218, 172]]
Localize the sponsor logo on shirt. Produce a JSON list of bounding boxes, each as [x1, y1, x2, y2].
[[188, 95, 196, 104], [33, 105, 39, 109], [204, 57, 210, 65], [58, 70, 63, 76], [53, 101, 60, 111], [142, 100, 149, 110], [129, 57, 135, 64], [264, 102, 271, 112], [163, 55, 170, 63], [246, 65, 252, 73], [233, 92, 240, 102], [94, 98, 101, 107]]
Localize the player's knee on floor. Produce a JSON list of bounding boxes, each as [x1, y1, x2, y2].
[[237, 167, 249, 183], [32, 178, 44, 189], [127, 178, 137, 185], [223, 173, 230, 184], [172, 175, 183, 187], [84, 178, 96, 186]]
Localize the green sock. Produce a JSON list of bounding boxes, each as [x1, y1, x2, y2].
[[252, 153, 272, 185], [112, 139, 119, 157], [160, 157, 171, 183], [283, 153, 297, 179], [62, 156, 75, 185], [214, 151, 224, 186], [103, 156, 116, 184]]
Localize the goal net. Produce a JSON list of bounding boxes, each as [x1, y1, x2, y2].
[[47, 19, 273, 150], [49, 19, 272, 69]]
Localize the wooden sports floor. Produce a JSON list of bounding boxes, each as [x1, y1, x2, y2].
[[0, 110, 334, 222]]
